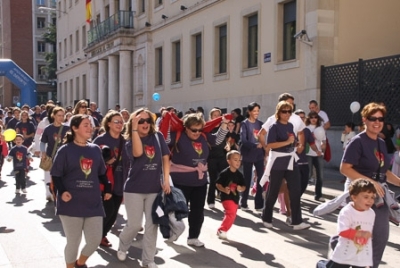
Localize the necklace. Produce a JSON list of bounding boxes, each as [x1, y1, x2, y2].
[[74, 140, 87, 145]]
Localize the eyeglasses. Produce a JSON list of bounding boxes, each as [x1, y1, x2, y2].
[[112, 120, 124, 124], [366, 116, 384, 122], [188, 128, 203, 133], [138, 118, 152, 124], [80, 106, 87, 108], [310, 116, 318, 119], [280, 110, 292, 114]]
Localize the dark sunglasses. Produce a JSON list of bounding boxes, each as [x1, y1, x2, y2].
[[138, 118, 152, 124], [112, 120, 124, 124], [366, 116, 384, 122], [310, 116, 318, 119], [280, 110, 292, 114], [188, 128, 203, 133]]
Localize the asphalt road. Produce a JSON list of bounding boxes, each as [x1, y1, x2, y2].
[[0, 158, 399, 268]]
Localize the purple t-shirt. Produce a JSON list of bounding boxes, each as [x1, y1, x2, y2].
[[51, 143, 107, 217], [267, 121, 297, 170], [297, 127, 315, 164], [93, 133, 127, 196], [240, 119, 265, 163], [15, 121, 36, 147], [41, 124, 70, 157], [8, 145, 30, 170], [342, 132, 389, 182], [124, 132, 170, 193], [170, 131, 211, 187]]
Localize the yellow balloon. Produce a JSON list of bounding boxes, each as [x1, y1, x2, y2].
[[4, 129, 17, 142]]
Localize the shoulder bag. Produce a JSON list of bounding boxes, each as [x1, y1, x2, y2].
[[39, 125, 64, 171]]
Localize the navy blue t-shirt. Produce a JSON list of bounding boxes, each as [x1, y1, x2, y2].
[[297, 127, 315, 164], [15, 121, 36, 147], [41, 124, 70, 157], [8, 145, 30, 170], [342, 132, 389, 182], [240, 119, 265, 163], [51, 143, 107, 217], [267, 121, 297, 170]]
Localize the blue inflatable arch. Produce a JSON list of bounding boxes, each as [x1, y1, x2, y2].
[[0, 59, 37, 107]]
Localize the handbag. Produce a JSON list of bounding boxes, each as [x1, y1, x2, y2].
[[39, 125, 64, 171], [154, 132, 173, 187]]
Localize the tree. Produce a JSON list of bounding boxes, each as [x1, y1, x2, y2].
[[41, 23, 57, 80]]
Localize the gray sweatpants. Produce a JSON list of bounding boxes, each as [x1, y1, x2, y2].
[[119, 192, 158, 266], [59, 215, 103, 264]]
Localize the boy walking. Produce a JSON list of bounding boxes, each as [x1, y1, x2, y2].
[[216, 150, 246, 240], [8, 134, 33, 194], [327, 178, 376, 268]]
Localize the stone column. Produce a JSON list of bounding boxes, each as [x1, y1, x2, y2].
[[108, 55, 119, 111], [98, 59, 108, 114], [119, 50, 132, 111], [89, 63, 98, 105], [120, 0, 128, 10]]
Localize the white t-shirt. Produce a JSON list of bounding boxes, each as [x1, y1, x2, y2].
[[330, 202, 375, 267], [341, 131, 356, 150], [318, 110, 329, 126], [262, 113, 305, 136], [306, 125, 326, 157]]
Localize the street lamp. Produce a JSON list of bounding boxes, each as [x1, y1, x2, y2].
[[38, 6, 67, 14]]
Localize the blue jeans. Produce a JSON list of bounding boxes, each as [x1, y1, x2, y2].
[[307, 156, 324, 199]]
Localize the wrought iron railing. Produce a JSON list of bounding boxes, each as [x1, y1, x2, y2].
[[88, 11, 134, 46], [321, 54, 400, 126]]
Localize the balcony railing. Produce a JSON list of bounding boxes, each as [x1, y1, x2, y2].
[[88, 11, 134, 46]]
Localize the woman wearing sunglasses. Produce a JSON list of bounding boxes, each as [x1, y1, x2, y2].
[[168, 112, 229, 247], [93, 110, 127, 248], [68, 100, 96, 131], [305, 111, 326, 202], [117, 108, 170, 268], [341, 102, 400, 268], [261, 101, 310, 230]]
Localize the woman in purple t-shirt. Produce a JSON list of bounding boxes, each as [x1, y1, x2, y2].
[[51, 114, 112, 268], [117, 108, 171, 267], [15, 110, 36, 148], [341, 102, 400, 268]]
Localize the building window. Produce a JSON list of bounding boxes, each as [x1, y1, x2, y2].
[[58, 1, 62, 17], [38, 65, 45, 75], [155, 47, 163, 86], [69, 34, 73, 55], [218, 24, 227, 74], [193, 33, 202, 78], [139, 0, 145, 14], [38, 41, 46, 53], [82, 25, 87, 48], [52, 17, 57, 25], [75, 30, 79, 52], [51, 0, 56, 8], [37, 17, 46, 29], [247, 14, 258, 68], [82, 74, 87, 98], [283, 1, 296, 61], [58, 42, 62, 60], [64, 38, 67, 58], [155, 0, 163, 8], [37, 0, 46, 6], [172, 41, 181, 82]]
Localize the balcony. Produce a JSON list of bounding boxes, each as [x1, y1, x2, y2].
[[88, 11, 134, 46]]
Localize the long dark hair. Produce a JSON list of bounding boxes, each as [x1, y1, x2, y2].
[[64, 114, 90, 143]]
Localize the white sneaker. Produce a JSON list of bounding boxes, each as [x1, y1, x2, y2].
[[187, 238, 204, 247], [145, 262, 158, 268], [255, 208, 263, 212], [22, 189, 27, 194], [315, 197, 326, 202], [117, 250, 127, 261], [263, 222, 273, 229], [286, 217, 293, 226], [166, 233, 178, 242], [15, 189, 20, 194], [208, 203, 215, 209], [293, 222, 311, 230], [217, 230, 227, 240]]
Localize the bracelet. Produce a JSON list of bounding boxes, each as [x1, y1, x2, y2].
[[132, 129, 138, 132]]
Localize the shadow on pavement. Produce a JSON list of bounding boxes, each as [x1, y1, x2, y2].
[[0, 226, 15, 233], [29, 202, 64, 234], [6, 194, 33, 206]]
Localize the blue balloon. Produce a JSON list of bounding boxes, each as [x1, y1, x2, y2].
[[16, 102, 21, 107], [152, 93, 160, 101]]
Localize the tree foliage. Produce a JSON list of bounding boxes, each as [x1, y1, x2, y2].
[[41, 23, 57, 80]]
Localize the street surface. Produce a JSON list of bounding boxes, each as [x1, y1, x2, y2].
[[0, 158, 399, 267]]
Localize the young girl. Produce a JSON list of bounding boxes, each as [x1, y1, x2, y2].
[[327, 179, 376, 268]]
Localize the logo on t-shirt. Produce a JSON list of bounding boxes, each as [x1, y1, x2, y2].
[[229, 181, 238, 195], [374, 149, 384, 167], [80, 156, 93, 178], [53, 132, 62, 143], [16, 151, 23, 161], [253, 129, 259, 141], [144, 145, 155, 161], [192, 142, 203, 157]]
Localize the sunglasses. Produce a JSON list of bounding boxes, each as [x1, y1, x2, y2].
[[366, 116, 384, 122], [280, 110, 292, 114], [138, 118, 152, 124], [112, 120, 124, 124], [310, 116, 318, 119], [188, 128, 203, 133]]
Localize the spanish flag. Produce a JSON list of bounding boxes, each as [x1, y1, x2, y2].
[[86, 0, 92, 23]]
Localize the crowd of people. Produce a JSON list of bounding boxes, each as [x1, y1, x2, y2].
[[0, 95, 399, 268]]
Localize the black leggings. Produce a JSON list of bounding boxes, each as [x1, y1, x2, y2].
[[102, 194, 123, 237]]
